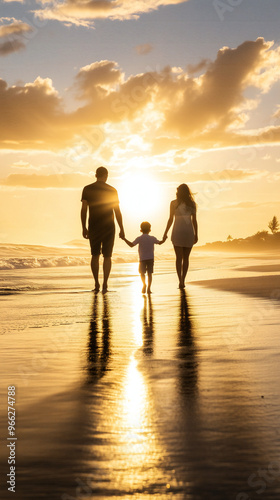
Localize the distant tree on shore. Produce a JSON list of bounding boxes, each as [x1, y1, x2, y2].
[[227, 235, 233, 241], [251, 230, 268, 242], [268, 216, 279, 234]]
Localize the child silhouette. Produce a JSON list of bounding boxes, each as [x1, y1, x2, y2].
[[121, 221, 165, 294]]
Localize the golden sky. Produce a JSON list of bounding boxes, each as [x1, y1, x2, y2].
[[1, 0, 280, 246]]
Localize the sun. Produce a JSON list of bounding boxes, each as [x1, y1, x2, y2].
[[118, 172, 162, 222]]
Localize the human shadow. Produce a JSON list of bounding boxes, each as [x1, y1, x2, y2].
[[142, 294, 154, 357], [173, 290, 270, 499], [87, 293, 111, 384], [177, 289, 199, 401], [14, 294, 113, 500]]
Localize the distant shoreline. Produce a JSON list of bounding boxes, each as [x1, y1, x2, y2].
[[197, 231, 280, 253]]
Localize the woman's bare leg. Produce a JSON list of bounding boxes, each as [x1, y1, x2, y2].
[[174, 246, 184, 287], [182, 247, 192, 287]]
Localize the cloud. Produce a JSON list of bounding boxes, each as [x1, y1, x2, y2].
[[162, 38, 279, 140], [220, 201, 280, 210], [1, 39, 280, 150], [35, 0, 189, 27], [0, 39, 25, 56], [0, 22, 32, 37], [273, 106, 280, 120], [74, 60, 123, 99], [11, 161, 32, 169], [186, 59, 209, 75], [0, 20, 33, 56], [5, 169, 255, 188], [0, 172, 93, 188], [135, 43, 153, 55], [0, 76, 72, 148], [183, 169, 266, 183], [11, 160, 44, 171], [231, 202, 261, 209]]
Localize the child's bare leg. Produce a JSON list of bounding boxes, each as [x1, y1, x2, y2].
[[141, 273, 146, 293], [147, 273, 152, 294]]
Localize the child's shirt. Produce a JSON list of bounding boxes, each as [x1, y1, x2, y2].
[[132, 234, 160, 261]]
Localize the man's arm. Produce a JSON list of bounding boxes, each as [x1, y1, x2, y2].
[[81, 200, 89, 239], [114, 205, 125, 239]]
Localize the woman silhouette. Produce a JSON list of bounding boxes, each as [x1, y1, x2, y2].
[[163, 184, 198, 288]]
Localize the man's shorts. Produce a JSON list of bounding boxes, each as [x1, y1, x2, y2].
[[89, 226, 115, 258], [139, 259, 154, 275]]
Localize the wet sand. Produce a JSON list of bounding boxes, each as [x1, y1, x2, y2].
[[1, 260, 280, 499], [193, 274, 280, 301]]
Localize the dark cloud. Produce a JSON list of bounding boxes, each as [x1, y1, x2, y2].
[[0, 39, 25, 56], [0, 21, 33, 56]]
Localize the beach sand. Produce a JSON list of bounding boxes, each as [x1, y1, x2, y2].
[[193, 274, 280, 301], [1, 256, 280, 499]]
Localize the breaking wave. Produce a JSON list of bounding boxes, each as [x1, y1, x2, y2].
[[0, 256, 90, 270]]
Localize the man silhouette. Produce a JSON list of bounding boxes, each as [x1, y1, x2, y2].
[[81, 166, 125, 293]]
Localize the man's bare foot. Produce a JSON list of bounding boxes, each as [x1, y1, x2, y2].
[[93, 283, 100, 293], [102, 285, 108, 294], [147, 288, 152, 294], [142, 285, 146, 294]]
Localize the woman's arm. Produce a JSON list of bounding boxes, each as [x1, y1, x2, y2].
[[192, 212, 198, 244], [163, 201, 175, 239]]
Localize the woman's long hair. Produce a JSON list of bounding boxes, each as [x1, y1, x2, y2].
[[176, 184, 196, 209]]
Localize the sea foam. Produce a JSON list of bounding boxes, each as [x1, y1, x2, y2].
[[0, 256, 90, 270]]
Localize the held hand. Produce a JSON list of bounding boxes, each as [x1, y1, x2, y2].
[[82, 227, 89, 239], [119, 229, 125, 239], [162, 234, 168, 242]]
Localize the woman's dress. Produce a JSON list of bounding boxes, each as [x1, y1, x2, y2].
[[171, 201, 196, 247]]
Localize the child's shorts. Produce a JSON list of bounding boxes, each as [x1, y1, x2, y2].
[[139, 259, 154, 274]]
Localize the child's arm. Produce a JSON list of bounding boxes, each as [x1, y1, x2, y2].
[[154, 235, 167, 245], [122, 237, 135, 248]]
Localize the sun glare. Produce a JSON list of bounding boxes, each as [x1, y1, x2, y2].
[[118, 172, 162, 221]]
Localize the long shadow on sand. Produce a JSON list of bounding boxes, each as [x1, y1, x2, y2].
[[13, 294, 114, 500], [87, 293, 111, 383], [161, 290, 279, 499]]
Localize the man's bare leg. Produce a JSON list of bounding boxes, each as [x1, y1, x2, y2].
[[147, 273, 152, 294], [141, 273, 146, 294], [91, 255, 100, 292], [102, 257, 112, 293]]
